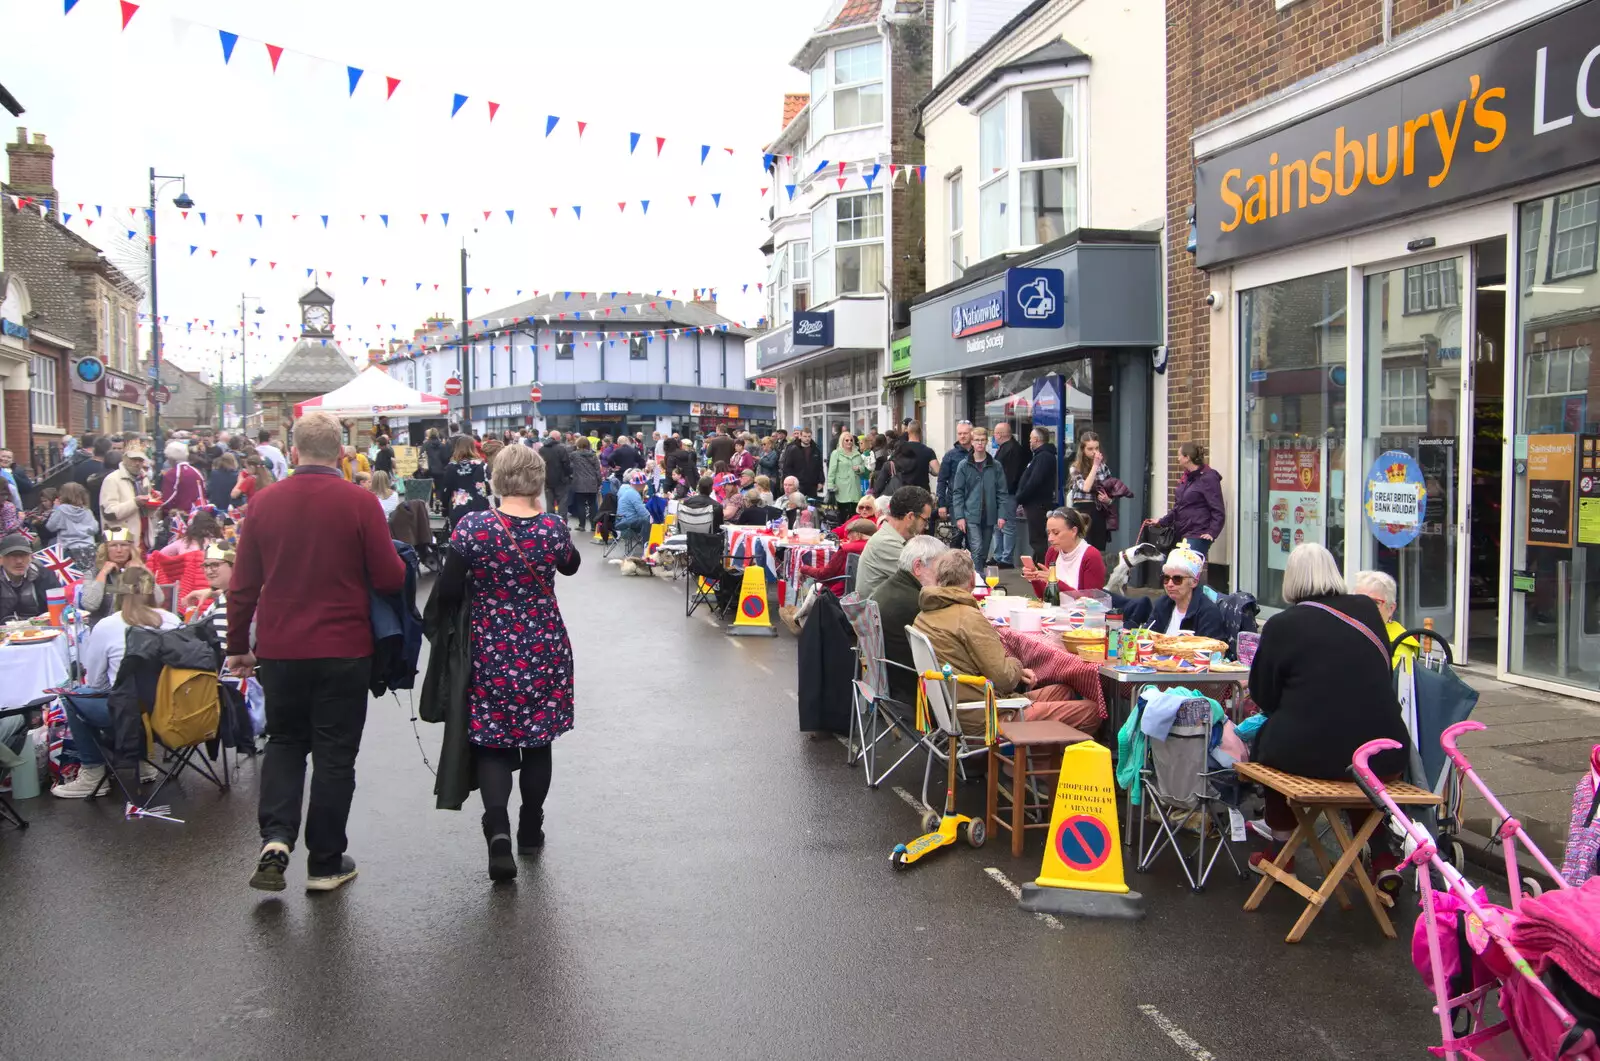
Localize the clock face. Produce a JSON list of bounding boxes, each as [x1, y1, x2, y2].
[[304, 305, 331, 332]]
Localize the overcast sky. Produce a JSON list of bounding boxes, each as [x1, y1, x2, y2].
[[3, 0, 825, 378]]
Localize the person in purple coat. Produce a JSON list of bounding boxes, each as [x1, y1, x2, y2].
[[1148, 441, 1225, 557]]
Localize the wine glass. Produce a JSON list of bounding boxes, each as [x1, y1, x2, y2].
[[985, 564, 1000, 591]]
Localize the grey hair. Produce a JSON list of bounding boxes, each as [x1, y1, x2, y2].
[[1351, 569, 1397, 605], [875, 495, 892, 519], [1282, 543, 1347, 603], [930, 547, 976, 588], [897, 534, 948, 574]]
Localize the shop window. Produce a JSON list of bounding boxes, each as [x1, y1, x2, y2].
[[555, 331, 573, 360], [947, 172, 964, 278], [1549, 186, 1599, 281], [1404, 260, 1460, 314], [1240, 270, 1348, 613], [1509, 179, 1600, 690], [630, 337, 648, 361], [30, 354, 57, 428], [833, 42, 883, 129], [121, 407, 140, 434], [812, 192, 883, 300]]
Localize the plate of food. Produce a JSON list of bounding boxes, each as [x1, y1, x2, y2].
[[6, 628, 61, 644], [1151, 655, 1208, 673]]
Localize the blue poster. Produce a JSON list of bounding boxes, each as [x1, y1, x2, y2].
[[1363, 450, 1428, 548]]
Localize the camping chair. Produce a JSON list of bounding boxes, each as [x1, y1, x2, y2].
[[0, 705, 31, 829], [837, 594, 924, 787], [400, 477, 434, 506], [1132, 690, 1247, 892], [685, 531, 736, 619], [905, 626, 1027, 811], [604, 519, 649, 560]]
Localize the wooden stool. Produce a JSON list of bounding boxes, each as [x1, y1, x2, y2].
[[986, 720, 1092, 858], [1235, 762, 1441, 943]]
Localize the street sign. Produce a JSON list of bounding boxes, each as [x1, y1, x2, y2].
[[529, 384, 543, 402], [443, 377, 462, 396], [151, 384, 172, 405], [146, 364, 159, 380], [74, 357, 104, 384]]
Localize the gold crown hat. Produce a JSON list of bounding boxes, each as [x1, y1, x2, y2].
[[104, 526, 136, 543], [203, 543, 236, 564]]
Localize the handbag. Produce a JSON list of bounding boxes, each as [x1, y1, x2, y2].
[[1139, 521, 1178, 554]]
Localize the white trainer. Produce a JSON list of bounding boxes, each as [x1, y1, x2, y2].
[[52, 764, 108, 799], [139, 762, 161, 783]]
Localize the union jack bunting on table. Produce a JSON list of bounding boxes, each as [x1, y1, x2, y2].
[[33, 545, 83, 585]]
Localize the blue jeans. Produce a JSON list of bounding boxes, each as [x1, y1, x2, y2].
[[992, 519, 1016, 565], [967, 524, 995, 576], [62, 689, 112, 767]]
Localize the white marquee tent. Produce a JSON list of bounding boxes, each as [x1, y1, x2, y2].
[[294, 365, 448, 419]]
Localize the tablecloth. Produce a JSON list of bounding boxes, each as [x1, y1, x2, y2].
[[724, 527, 839, 595], [0, 634, 72, 710], [996, 627, 1108, 719]]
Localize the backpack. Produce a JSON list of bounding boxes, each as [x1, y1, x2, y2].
[[150, 667, 221, 748]]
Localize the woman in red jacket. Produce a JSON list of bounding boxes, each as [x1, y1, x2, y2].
[[1022, 507, 1106, 597], [799, 518, 876, 596]]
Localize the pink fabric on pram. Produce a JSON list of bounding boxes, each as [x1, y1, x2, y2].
[[1411, 886, 1497, 992], [1508, 878, 1600, 1000]]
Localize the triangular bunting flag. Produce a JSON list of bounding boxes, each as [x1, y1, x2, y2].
[[420, 213, 428, 223], [189, 245, 197, 255], [385, 75, 400, 99], [119, 1, 138, 30], [785, 184, 796, 200], [441, 212, 449, 226], [64, 0, 80, 12], [549, 206, 557, 217], [712, 193, 721, 207], [249, 258, 256, 266], [380, 214, 388, 227], [268, 261, 276, 269], [306, 268, 313, 277], [572, 206, 581, 219], [505, 209, 514, 223], [266, 43, 283, 71], [361, 277, 368, 285], [813, 159, 829, 175], [864, 163, 880, 188], [838, 178, 846, 190], [687, 195, 696, 207], [487, 101, 500, 122], [451, 93, 468, 118], [640, 200, 649, 214], [576, 121, 586, 137], [655, 136, 666, 156], [320, 215, 328, 227], [628, 132, 640, 154], [545, 115, 559, 136], [700, 145, 710, 164], [198, 212, 206, 224], [347, 66, 363, 95], [617, 202, 626, 213], [218, 30, 238, 64], [255, 214, 263, 226], [209, 249, 217, 258]]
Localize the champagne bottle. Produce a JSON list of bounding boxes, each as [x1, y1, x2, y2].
[[1043, 565, 1060, 607]]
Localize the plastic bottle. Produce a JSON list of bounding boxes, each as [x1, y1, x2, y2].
[[1106, 610, 1123, 659]]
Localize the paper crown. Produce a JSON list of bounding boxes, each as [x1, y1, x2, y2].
[[1385, 462, 1409, 483], [203, 543, 235, 564], [104, 527, 136, 543]]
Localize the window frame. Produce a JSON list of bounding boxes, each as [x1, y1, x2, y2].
[[830, 191, 884, 297], [947, 171, 964, 278], [831, 41, 884, 132], [943, 0, 959, 75], [30, 353, 58, 428], [1547, 186, 1600, 282], [975, 79, 1084, 258], [1402, 259, 1460, 315]]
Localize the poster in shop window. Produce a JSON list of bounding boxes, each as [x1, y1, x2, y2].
[[1576, 436, 1600, 547], [1526, 434, 1575, 549], [1363, 450, 1427, 549], [1266, 446, 1323, 571]]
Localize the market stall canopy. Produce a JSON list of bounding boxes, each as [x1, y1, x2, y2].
[[293, 365, 448, 419]]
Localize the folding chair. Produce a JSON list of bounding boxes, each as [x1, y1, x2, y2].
[[906, 626, 1027, 811], [0, 705, 32, 829], [1132, 691, 1247, 892], [604, 522, 648, 560], [684, 531, 735, 618], [140, 667, 229, 808], [837, 595, 923, 787]]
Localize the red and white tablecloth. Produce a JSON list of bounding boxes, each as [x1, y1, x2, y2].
[[996, 627, 1108, 720], [723, 527, 839, 594]]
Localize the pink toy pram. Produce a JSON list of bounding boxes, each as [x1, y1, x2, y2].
[[1353, 722, 1599, 1061]]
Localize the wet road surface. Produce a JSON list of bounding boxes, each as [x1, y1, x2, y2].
[[0, 541, 1444, 1060]]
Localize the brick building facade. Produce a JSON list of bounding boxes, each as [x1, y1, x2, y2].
[[2, 127, 147, 473]]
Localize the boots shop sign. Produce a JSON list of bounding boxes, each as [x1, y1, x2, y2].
[[1193, 0, 1600, 267]]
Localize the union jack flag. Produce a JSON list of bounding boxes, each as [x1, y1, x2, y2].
[[33, 546, 82, 585]]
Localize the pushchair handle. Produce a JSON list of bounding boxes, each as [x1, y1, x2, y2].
[[1394, 626, 1453, 665], [1439, 720, 1485, 769], [1350, 738, 1404, 808]]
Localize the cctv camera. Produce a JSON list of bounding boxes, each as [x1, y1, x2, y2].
[[1205, 291, 1222, 310]]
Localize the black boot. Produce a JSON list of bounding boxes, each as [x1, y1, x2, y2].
[[482, 808, 517, 881], [517, 806, 545, 854]]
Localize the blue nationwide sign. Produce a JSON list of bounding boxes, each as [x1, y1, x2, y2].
[[950, 291, 1005, 338]]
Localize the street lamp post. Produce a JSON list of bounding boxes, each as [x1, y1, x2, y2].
[[239, 293, 264, 431], [148, 167, 194, 473]]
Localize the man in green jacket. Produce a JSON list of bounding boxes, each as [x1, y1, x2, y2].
[[951, 426, 1012, 576]]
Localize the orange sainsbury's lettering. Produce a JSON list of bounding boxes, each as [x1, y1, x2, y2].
[[1213, 74, 1509, 235]]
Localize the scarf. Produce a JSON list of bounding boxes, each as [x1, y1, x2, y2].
[[1055, 539, 1088, 589]]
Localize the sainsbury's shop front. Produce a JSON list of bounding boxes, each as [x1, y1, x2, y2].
[[1190, 0, 1600, 696]]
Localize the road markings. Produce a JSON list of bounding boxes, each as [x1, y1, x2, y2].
[[891, 786, 926, 814], [785, 689, 798, 701], [751, 660, 773, 675], [982, 867, 1063, 930], [1138, 1005, 1218, 1061]]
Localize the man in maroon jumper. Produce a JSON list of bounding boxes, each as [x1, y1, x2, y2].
[[227, 411, 406, 893]]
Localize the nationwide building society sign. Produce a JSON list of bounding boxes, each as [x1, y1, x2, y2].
[[951, 267, 1066, 355]]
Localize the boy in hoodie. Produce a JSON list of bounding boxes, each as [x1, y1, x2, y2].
[[46, 481, 100, 570]]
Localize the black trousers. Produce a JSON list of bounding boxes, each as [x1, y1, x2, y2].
[[569, 492, 597, 530], [256, 657, 370, 875], [1024, 504, 1051, 563]]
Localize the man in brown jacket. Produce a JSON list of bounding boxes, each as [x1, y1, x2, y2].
[[912, 549, 1099, 734]]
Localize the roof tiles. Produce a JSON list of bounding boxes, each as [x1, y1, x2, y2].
[[829, 0, 879, 29], [781, 93, 809, 129]]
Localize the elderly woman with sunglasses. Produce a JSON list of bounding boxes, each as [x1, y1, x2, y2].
[[1139, 547, 1226, 640]]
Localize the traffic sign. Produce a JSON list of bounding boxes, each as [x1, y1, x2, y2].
[[529, 384, 542, 403], [1017, 739, 1143, 920], [151, 384, 172, 405], [443, 377, 462, 396]]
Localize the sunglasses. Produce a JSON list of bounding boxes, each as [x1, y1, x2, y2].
[[1161, 574, 1190, 585]]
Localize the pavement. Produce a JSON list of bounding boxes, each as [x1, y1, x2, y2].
[[0, 544, 1542, 1061]]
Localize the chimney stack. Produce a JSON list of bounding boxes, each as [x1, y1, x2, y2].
[[7, 127, 57, 208]]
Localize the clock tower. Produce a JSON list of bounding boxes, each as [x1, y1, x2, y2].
[[299, 285, 334, 338]]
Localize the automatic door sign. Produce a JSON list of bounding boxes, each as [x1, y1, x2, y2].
[[1055, 814, 1111, 872]]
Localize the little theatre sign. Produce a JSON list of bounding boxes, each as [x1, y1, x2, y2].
[[1194, 0, 1600, 267]]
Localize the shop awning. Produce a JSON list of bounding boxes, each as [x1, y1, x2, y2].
[[293, 365, 449, 419]]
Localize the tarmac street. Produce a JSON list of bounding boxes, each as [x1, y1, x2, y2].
[[0, 546, 1452, 1061]]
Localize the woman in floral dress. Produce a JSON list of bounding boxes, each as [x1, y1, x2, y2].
[[440, 435, 491, 530], [435, 444, 580, 881]]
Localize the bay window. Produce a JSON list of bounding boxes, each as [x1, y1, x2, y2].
[[810, 193, 883, 304], [833, 42, 883, 130], [976, 82, 1082, 256], [791, 240, 810, 314], [810, 58, 830, 142]]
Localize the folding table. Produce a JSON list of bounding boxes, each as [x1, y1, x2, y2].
[[1235, 761, 1441, 943]]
